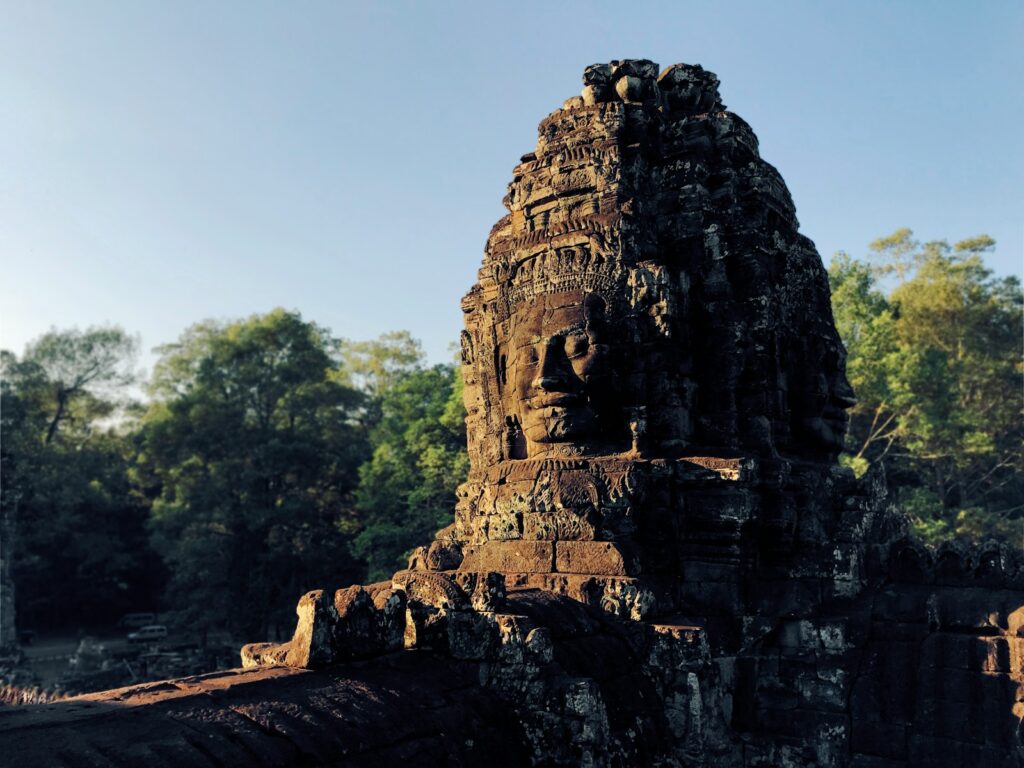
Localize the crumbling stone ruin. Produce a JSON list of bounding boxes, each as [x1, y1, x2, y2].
[[2, 60, 1021, 768]]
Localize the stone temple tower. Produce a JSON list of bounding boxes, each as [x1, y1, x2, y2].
[[6, 61, 1022, 768], [439, 58, 861, 625], [235, 60, 1024, 768], [235, 61, 1024, 767]]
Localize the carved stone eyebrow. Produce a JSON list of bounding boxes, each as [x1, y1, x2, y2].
[[515, 320, 587, 347], [552, 322, 587, 337]]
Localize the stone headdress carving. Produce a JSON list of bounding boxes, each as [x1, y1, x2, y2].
[[460, 59, 853, 476]]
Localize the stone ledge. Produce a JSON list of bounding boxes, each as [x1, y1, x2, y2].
[[0, 655, 527, 767]]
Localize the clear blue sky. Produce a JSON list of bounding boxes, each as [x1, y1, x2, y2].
[[2, 1, 1021, 371]]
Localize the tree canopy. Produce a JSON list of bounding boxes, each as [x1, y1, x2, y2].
[[140, 309, 367, 639], [1, 327, 153, 631], [829, 230, 1023, 544], [350, 356, 467, 581], [3, 313, 470, 641]]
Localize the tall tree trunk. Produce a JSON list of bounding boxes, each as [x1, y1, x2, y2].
[[44, 391, 68, 445]]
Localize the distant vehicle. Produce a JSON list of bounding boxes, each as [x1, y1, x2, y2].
[[127, 625, 168, 643], [117, 613, 157, 629]]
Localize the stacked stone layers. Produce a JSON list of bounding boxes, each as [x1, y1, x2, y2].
[[442, 60, 857, 604]]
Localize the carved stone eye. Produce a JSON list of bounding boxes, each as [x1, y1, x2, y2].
[[565, 334, 589, 359]]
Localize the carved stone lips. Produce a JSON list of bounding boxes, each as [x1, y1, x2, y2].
[[531, 392, 581, 408]]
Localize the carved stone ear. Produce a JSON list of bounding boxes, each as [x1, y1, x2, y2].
[[498, 350, 508, 386], [504, 415, 527, 460], [583, 294, 607, 338], [584, 293, 607, 321]]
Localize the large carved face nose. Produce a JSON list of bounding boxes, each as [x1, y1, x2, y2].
[[833, 374, 857, 409], [532, 336, 576, 392]]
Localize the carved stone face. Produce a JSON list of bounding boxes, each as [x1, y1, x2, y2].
[[797, 345, 856, 454], [506, 291, 611, 453]]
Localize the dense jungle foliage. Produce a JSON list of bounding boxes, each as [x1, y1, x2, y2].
[[828, 230, 1022, 544]]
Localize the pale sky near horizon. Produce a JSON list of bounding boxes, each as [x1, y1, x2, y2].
[[2, 1, 1021, 374]]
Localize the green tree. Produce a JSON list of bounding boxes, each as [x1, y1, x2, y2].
[[2, 328, 154, 633], [828, 253, 900, 474], [18, 327, 138, 444], [340, 330, 425, 399], [349, 339, 468, 581], [829, 231, 1023, 544], [140, 309, 367, 640]]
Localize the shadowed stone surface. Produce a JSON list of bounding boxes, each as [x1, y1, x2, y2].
[[4, 60, 1021, 767]]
